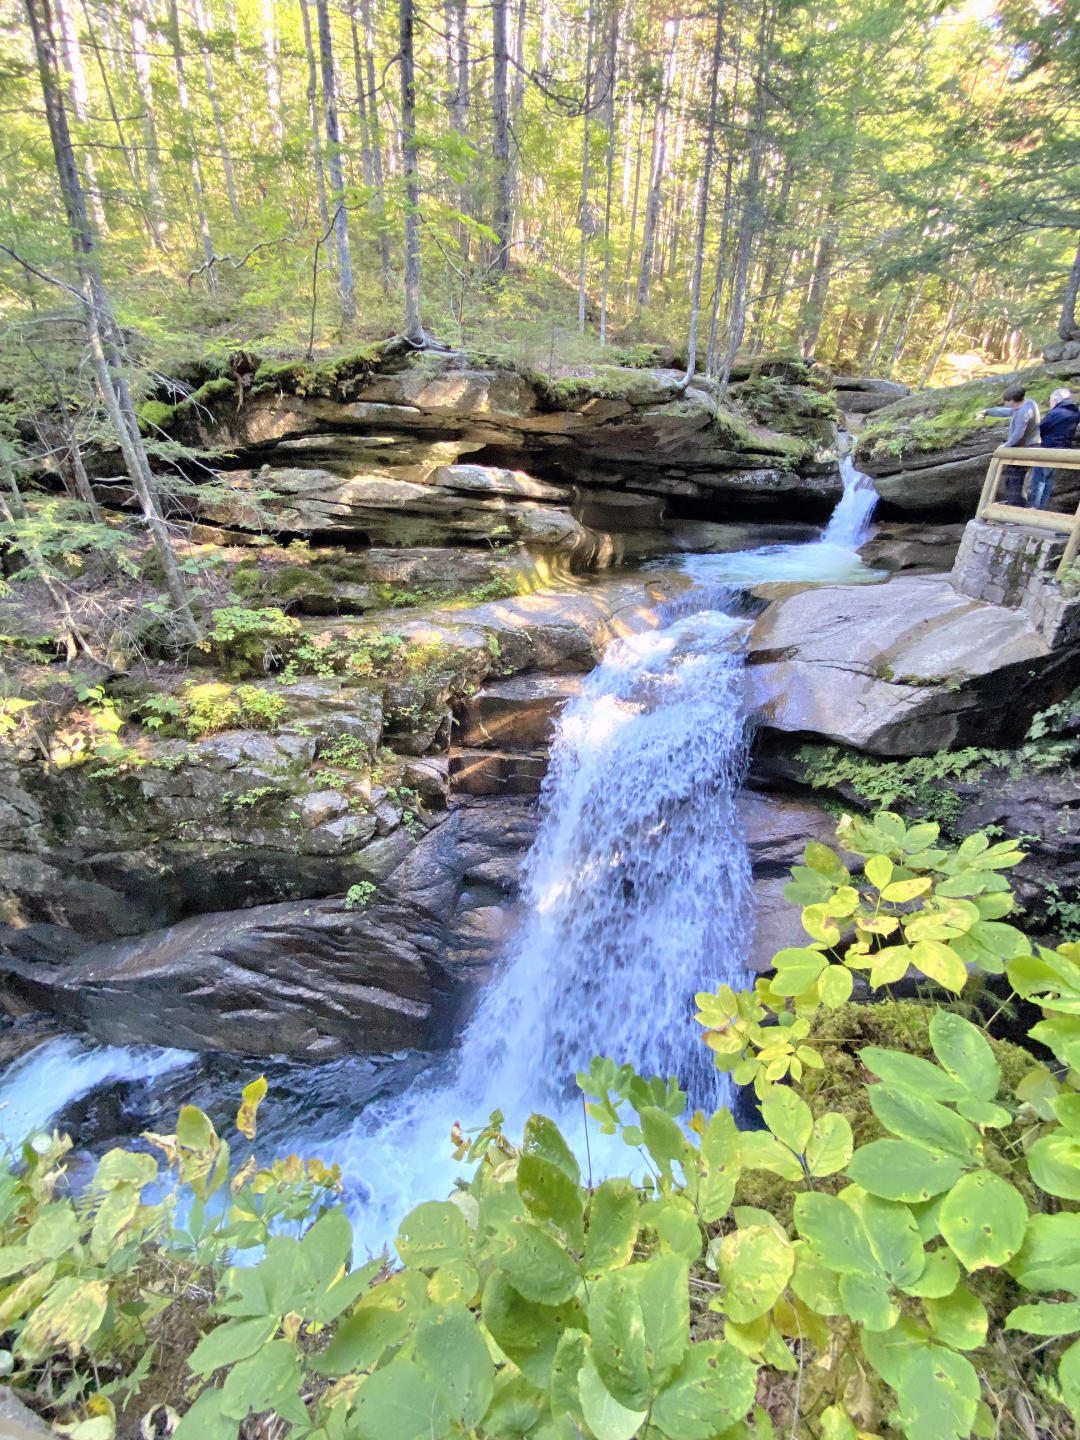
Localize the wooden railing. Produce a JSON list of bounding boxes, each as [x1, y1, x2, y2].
[[975, 445, 1080, 578]]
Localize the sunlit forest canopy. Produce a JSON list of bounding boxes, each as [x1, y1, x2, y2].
[[0, 0, 1078, 389]]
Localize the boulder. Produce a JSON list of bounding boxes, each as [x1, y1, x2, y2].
[[739, 792, 841, 972], [454, 674, 583, 749], [747, 574, 1072, 755], [859, 523, 966, 574], [833, 378, 911, 398], [0, 897, 458, 1059]]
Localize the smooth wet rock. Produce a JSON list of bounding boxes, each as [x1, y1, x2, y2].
[[449, 750, 548, 796], [0, 898, 458, 1058], [748, 574, 1070, 754], [455, 674, 583, 750]]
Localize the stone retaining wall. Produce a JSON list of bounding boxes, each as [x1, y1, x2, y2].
[[950, 517, 1080, 646]]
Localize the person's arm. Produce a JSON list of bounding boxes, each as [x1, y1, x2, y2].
[[983, 406, 1012, 417]]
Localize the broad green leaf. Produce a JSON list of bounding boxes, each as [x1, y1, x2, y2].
[[793, 1192, 877, 1277], [806, 1114, 853, 1177], [93, 1149, 158, 1188], [789, 1243, 843, 1316], [0, 1261, 56, 1328], [838, 1271, 896, 1331], [860, 1314, 929, 1389], [819, 965, 854, 1008], [805, 841, 848, 878], [397, 1200, 470, 1270], [481, 1271, 584, 1388], [314, 1303, 410, 1376], [1026, 1131, 1080, 1200], [578, 1350, 647, 1440], [350, 1357, 450, 1440], [924, 1285, 988, 1350], [865, 854, 893, 890], [901, 1246, 960, 1299], [644, 1197, 702, 1263], [1059, 1337, 1080, 1420], [480, 1370, 544, 1438], [847, 1139, 963, 1203], [1052, 1093, 1080, 1133], [413, 1301, 494, 1429], [1008, 949, 1080, 1010], [1005, 1300, 1080, 1335], [1009, 1213, 1080, 1294], [649, 1341, 757, 1440], [737, 1131, 804, 1182], [769, 951, 828, 996], [172, 1387, 236, 1440], [550, 1328, 588, 1429], [176, 1105, 217, 1151], [26, 1202, 80, 1261], [588, 1271, 651, 1411], [909, 939, 968, 993], [896, 1345, 979, 1440], [939, 1170, 1027, 1270], [1029, 1015, 1080, 1070], [584, 1178, 639, 1272], [955, 1098, 1012, 1127], [859, 1048, 961, 1101], [867, 1083, 979, 1160], [843, 1188, 924, 1288], [16, 1277, 108, 1363], [760, 1086, 812, 1155], [631, 1253, 689, 1382], [695, 1110, 739, 1224], [882, 876, 932, 902], [187, 1315, 279, 1377], [496, 1219, 579, 1304], [869, 945, 914, 988], [517, 1154, 584, 1249], [523, 1113, 581, 1185], [717, 1224, 794, 1323], [219, 1341, 307, 1427], [640, 1107, 691, 1182]]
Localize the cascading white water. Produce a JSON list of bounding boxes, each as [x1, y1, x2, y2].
[[294, 602, 756, 1252], [823, 454, 879, 550], [0, 1036, 194, 1149]]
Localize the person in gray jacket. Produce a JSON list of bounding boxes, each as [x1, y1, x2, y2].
[[982, 385, 1041, 506]]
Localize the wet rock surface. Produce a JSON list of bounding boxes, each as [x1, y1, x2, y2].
[[747, 575, 1075, 754]]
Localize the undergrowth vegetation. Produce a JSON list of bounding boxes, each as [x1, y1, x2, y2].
[[2, 813, 1080, 1439]]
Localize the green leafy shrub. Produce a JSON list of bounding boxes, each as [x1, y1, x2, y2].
[[344, 880, 377, 910], [204, 606, 302, 679], [9, 812, 1080, 1440], [182, 682, 286, 738]]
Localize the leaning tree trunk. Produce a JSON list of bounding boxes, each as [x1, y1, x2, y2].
[[1060, 232, 1080, 342], [315, 0, 356, 323], [577, 3, 595, 334], [635, 18, 680, 313], [24, 0, 198, 642], [129, 0, 167, 249], [52, 0, 105, 230], [262, 0, 284, 144], [491, 0, 512, 273], [192, 0, 241, 223], [400, 0, 425, 342]]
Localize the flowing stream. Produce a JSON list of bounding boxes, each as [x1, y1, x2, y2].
[[0, 455, 882, 1250]]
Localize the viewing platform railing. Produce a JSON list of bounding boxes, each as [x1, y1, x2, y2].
[[975, 445, 1080, 578]]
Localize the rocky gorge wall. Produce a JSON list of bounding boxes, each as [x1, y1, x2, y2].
[[6, 346, 1080, 1070]]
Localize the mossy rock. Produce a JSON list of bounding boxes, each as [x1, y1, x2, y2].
[[137, 400, 176, 433]]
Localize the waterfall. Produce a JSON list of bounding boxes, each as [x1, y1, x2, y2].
[[823, 454, 878, 551], [320, 602, 754, 1252], [0, 1036, 194, 1149]]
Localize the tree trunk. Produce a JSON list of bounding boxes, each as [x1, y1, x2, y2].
[[400, 0, 425, 341], [746, 158, 793, 354], [635, 19, 680, 313], [446, 0, 471, 259], [350, 5, 375, 186], [315, 0, 356, 323], [1060, 232, 1080, 341], [262, 0, 283, 143], [598, 2, 620, 345], [52, 0, 105, 231], [491, 0, 512, 271], [166, 0, 215, 275], [577, 3, 595, 333], [299, 0, 331, 232], [511, 0, 527, 118], [683, 0, 725, 386], [24, 0, 197, 641], [718, 0, 773, 396], [624, 101, 645, 290], [866, 289, 902, 373], [918, 274, 974, 386], [129, 0, 167, 249], [359, 0, 391, 290], [192, 0, 241, 223], [886, 276, 926, 377], [799, 199, 838, 360]]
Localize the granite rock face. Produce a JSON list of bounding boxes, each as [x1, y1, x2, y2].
[[747, 574, 1074, 754]]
